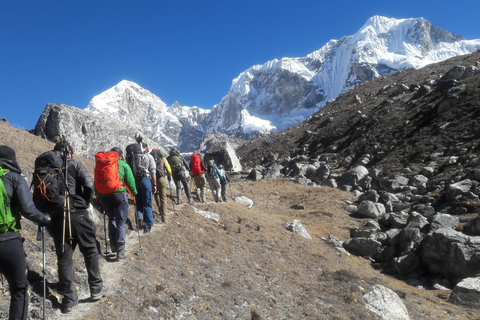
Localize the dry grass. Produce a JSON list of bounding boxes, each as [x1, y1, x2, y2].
[[1, 121, 479, 319]]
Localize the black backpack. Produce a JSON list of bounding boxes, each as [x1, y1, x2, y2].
[[150, 149, 166, 177], [33, 150, 67, 215], [126, 144, 147, 179], [206, 160, 218, 179]]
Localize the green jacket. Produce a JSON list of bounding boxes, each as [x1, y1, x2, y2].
[[98, 159, 137, 198]]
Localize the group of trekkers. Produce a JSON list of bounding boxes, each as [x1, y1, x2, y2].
[[0, 140, 230, 319]]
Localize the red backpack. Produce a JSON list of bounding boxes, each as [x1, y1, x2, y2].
[[94, 151, 121, 194], [190, 153, 203, 175]]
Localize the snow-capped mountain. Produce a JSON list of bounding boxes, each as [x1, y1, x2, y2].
[[82, 16, 480, 152], [85, 80, 210, 151], [209, 16, 480, 137]]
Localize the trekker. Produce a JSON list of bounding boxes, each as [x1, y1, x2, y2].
[[129, 143, 156, 233], [42, 142, 107, 314], [218, 164, 231, 202], [167, 148, 192, 205], [97, 147, 137, 260], [190, 153, 207, 203], [0, 145, 51, 320], [150, 148, 171, 223], [206, 159, 222, 203]]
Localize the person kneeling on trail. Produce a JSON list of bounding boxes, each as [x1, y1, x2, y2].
[[167, 148, 192, 205], [0, 145, 51, 320]]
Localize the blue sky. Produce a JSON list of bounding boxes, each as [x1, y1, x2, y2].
[[1, 0, 479, 129]]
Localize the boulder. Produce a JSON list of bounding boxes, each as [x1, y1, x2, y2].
[[233, 196, 254, 208], [340, 165, 369, 188], [446, 179, 473, 200], [429, 213, 460, 233], [448, 277, 480, 308], [204, 141, 242, 172], [358, 200, 386, 219], [363, 285, 410, 320], [393, 253, 420, 275], [463, 216, 480, 235], [420, 228, 480, 280], [283, 220, 312, 239], [343, 237, 382, 260]]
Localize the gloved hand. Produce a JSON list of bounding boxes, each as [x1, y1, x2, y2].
[[40, 213, 51, 226]]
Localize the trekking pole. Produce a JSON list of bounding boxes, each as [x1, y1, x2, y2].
[[136, 213, 143, 250], [36, 226, 46, 320], [103, 210, 109, 256], [134, 196, 143, 250], [169, 187, 176, 215]]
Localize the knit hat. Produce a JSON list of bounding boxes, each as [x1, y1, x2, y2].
[[0, 145, 21, 173], [110, 147, 123, 156], [0, 145, 16, 161]]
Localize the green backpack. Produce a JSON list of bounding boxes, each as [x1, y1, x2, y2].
[[0, 166, 19, 234], [168, 149, 183, 173]]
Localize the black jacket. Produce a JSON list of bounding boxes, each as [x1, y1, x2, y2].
[[65, 157, 94, 213], [0, 159, 46, 241]]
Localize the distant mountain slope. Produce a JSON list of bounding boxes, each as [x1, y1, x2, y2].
[[211, 16, 480, 138], [35, 16, 480, 155]]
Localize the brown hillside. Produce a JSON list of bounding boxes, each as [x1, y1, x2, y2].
[[1, 121, 479, 318]]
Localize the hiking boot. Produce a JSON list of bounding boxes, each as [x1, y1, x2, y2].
[[116, 249, 127, 261], [137, 215, 144, 230], [90, 285, 109, 301], [110, 243, 117, 253], [143, 227, 151, 234], [62, 298, 78, 314]]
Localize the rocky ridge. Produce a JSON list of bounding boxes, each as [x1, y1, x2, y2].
[[236, 50, 480, 307]]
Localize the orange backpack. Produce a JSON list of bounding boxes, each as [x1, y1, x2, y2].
[[94, 151, 121, 194]]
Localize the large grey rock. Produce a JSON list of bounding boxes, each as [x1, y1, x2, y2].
[[233, 196, 254, 208], [378, 175, 409, 193], [204, 140, 242, 172], [448, 277, 480, 308], [420, 228, 480, 280], [363, 285, 410, 320], [343, 237, 382, 259], [193, 207, 220, 222], [446, 179, 473, 200], [340, 165, 369, 187], [429, 213, 459, 233], [393, 253, 420, 275], [283, 220, 312, 239], [358, 200, 386, 218], [34, 103, 164, 159], [464, 216, 480, 235], [262, 164, 284, 180]]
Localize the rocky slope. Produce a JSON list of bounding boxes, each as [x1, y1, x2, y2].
[[1, 101, 480, 319], [236, 50, 480, 301]]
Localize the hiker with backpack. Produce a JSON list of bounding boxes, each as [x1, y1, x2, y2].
[[34, 142, 107, 314], [0, 145, 51, 320], [150, 148, 171, 223], [126, 142, 156, 233], [190, 153, 207, 203], [167, 148, 193, 205], [218, 164, 231, 202], [206, 159, 223, 203], [95, 147, 137, 260]]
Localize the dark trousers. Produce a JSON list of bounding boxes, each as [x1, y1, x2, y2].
[[100, 193, 129, 251], [49, 211, 103, 306], [173, 170, 191, 203], [0, 237, 29, 320]]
